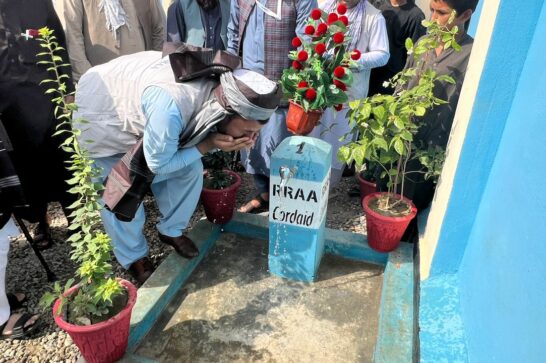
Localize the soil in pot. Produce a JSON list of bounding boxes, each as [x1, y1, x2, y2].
[[64, 289, 128, 326], [367, 194, 413, 218]]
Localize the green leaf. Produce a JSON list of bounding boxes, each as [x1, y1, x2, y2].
[[394, 139, 405, 155], [372, 105, 386, 121], [352, 147, 365, 167], [405, 37, 414, 52], [337, 145, 351, 162], [415, 106, 426, 116], [374, 138, 388, 151]]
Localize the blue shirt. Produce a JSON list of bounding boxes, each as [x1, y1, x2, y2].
[[141, 86, 203, 176]]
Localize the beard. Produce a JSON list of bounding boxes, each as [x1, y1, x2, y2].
[[197, 0, 218, 11]]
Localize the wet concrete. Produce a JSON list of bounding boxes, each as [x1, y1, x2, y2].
[[135, 233, 384, 363]]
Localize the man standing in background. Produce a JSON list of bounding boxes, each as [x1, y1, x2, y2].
[[369, 0, 425, 95], [165, 0, 230, 51], [62, 0, 165, 80], [228, 0, 317, 214], [1, 0, 76, 249]]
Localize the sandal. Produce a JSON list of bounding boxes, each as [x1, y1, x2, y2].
[[33, 220, 53, 250], [238, 194, 269, 214], [1, 313, 40, 340], [7, 293, 27, 312]]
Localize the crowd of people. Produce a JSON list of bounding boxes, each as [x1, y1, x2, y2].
[[0, 0, 478, 339]]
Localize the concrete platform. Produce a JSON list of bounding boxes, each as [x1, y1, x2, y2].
[[125, 213, 414, 363], [135, 233, 384, 362]]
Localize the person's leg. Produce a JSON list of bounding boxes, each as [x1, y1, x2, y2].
[[94, 156, 149, 269], [239, 108, 289, 212], [0, 219, 40, 338], [238, 173, 269, 213], [0, 218, 16, 325], [152, 160, 203, 258], [153, 160, 203, 237]]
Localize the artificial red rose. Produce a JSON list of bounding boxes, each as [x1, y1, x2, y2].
[[292, 37, 302, 47], [27, 29, 40, 38], [337, 3, 347, 14], [311, 8, 322, 20], [334, 66, 346, 78], [297, 50, 309, 62], [339, 15, 349, 26], [351, 49, 362, 60], [316, 23, 328, 36], [327, 13, 338, 24], [333, 32, 344, 44], [305, 88, 317, 101], [334, 104, 343, 111], [333, 79, 347, 91], [315, 43, 327, 56], [298, 81, 309, 88], [305, 25, 315, 35], [292, 61, 303, 70]]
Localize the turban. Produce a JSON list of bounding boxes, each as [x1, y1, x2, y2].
[[166, 43, 281, 121]]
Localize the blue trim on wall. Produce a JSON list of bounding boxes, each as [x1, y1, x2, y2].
[[420, 273, 467, 362], [430, 0, 545, 275], [374, 243, 414, 363], [458, 2, 546, 361]]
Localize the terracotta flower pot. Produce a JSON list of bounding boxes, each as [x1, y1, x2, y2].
[[362, 192, 417, 252], [356, 171, 377, 201], [286, 100, 323, 136], [201, 170, 241, 225], [53, 279, 137, 363]]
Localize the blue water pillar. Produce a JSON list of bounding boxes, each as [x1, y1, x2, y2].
[[269, 136, 332, 282]]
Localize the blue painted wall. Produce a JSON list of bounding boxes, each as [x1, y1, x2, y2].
[[458, 2, 546, 361], [430, 0, 545, 276]]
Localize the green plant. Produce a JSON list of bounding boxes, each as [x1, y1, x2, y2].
[[280, 5, 360, 112], [202, 150, 235, 190], [36, 27, 123, 325], [338, 14, 460, 214]]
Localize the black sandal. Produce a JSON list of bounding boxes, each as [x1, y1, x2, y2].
[[0, 313, 39, 340], [239, 194, 269, 214], [7, 293, 27, 312]]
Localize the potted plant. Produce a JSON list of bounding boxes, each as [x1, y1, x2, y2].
[[201, 150, 242, 225], [280, 5, 361, 135], [36, 28, 136, 363], [356, 162, 378, 201], [338, 16, 461, 252]]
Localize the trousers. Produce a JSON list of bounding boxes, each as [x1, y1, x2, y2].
[[94, 155, 203, 268]]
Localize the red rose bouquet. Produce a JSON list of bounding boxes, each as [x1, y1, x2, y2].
[[280, 5, 361, 134]]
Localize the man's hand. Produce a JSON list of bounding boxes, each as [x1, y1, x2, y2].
[[197, 132, 255, 154]]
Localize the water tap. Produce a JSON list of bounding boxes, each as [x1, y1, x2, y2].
[[279, 165, 298, 187]]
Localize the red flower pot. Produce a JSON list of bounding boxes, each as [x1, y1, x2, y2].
[[286, 100, 323, 135], [201, 170, 241, 225], [53, 279, 137, 363], [356, 171, 377, 201], [362, 192, 417, 252]]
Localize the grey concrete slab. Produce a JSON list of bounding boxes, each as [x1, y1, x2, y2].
[[136, 232, 384, 363]]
